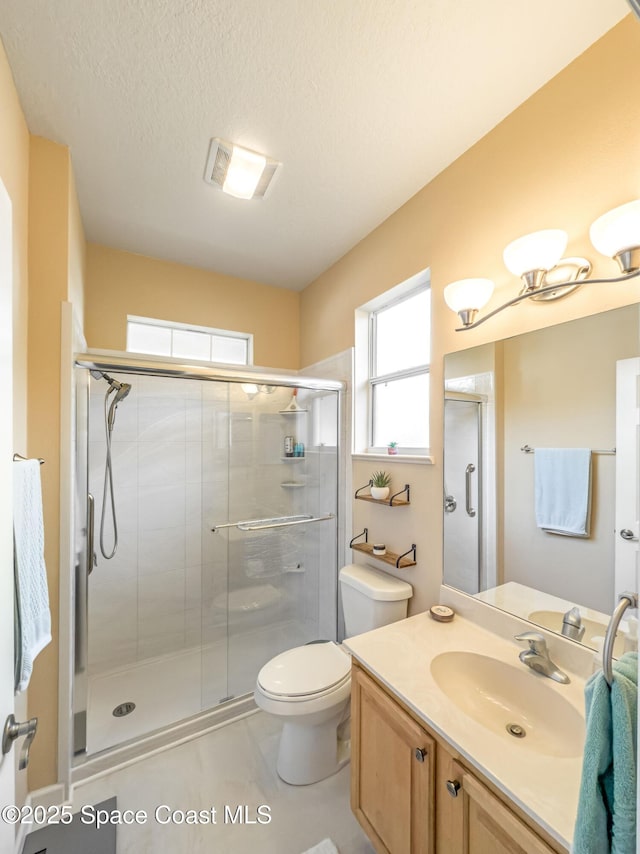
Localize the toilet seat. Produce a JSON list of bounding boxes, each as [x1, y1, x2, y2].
[[257, 641, 350, 700]]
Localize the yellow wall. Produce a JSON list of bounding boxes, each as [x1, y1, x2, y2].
[[302, 16, 640, 614], [301, 16, 640, 365], [0, 36, 30, 810], [0, 40, 29, 447], [85, 244, 301, 369], [27, 136, 86, 789]]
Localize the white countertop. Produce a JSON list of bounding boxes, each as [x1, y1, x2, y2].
[[345, 610, 586, 850]]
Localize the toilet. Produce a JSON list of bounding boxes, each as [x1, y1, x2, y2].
[[254, 563, 413, 785]]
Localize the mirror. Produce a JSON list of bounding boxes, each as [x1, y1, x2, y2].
[[443, 303, 640, 653]]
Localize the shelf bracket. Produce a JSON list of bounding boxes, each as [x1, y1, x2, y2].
[[389, 484, 410, 506], [349, 528, 369, 548], [355, 481, 373, 499], [396, 543, 416, 568]]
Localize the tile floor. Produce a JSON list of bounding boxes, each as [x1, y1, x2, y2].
[[73, 710, 374, 854]]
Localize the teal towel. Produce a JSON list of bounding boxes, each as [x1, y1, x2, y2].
[[573, 652, 638, 854]]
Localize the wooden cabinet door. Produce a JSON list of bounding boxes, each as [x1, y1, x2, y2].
[[351, 665, 435, 854], [443, 761, 557, 854]]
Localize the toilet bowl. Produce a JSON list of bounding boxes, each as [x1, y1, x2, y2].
[[254, 563, 413, 785], [255, 641, 351, 785]]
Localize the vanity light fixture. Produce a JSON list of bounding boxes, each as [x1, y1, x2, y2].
[[240, 383, 276, 399], [204, 138, 280, 200], [444, 199, 640, 330]]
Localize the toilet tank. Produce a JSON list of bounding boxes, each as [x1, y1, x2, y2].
[[339, 564, 413, 638]]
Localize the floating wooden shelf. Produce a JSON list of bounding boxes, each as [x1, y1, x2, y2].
[[355, 483, 410, 506], [351, 542, 416, 569], [278, 409, 308, 414], [356, 494, 410, 507]]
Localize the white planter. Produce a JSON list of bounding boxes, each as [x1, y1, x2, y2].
[[371, 486, 390, 501]]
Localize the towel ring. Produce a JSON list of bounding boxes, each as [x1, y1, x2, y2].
[[603, 591, 638, 686]]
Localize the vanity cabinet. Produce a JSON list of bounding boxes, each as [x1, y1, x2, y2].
[[440, 760, 557, 854], [351, 663, 563, 854], [351, 664, 435, 854]]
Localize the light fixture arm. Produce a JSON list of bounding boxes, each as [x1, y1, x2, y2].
[[454, 267, 640, 331]]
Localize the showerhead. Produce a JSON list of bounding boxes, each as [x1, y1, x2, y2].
[[92, 371, 133, 430], [112, 382, 132, 405], [107, 381, 132, 430]]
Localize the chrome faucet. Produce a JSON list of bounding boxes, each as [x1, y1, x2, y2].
[[515, 632, 570, 684], [561, 606, 585, 642]]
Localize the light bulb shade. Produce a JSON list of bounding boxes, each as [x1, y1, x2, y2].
[[589, 200, 640, 258], [443, 278, 495, 313], [223, 146, 267, 199], [503, 229, 568, 276], [240, 383, 259, 397]]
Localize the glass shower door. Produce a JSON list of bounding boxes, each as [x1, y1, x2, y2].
[[443, 396, 482, 595], [202, 382, 339, 704]]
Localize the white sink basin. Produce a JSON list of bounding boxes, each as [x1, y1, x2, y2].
[[430, 651, 584, 758], [527, 609, 624, 656]]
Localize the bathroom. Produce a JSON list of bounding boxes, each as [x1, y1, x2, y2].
[[0, 2, 639, 853]]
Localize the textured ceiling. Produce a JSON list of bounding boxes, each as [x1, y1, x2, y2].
[[0, 0, 629, 290]]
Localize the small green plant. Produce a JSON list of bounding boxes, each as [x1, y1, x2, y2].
[[387, 441, 397, 449], [371, 470, 391, 488]]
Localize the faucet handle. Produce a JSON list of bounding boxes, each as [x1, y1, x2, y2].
[[515, 631, 547, 655]]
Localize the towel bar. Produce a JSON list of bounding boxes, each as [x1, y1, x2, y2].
[[13, 453, 45, 465], [520, 444, 615, 455], [603, 591, 638, 686]]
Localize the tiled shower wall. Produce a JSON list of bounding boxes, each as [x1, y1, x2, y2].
[[88, 375, 222, 672], [87, 373, 340, 688]]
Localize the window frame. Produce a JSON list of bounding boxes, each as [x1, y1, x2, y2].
[[366, 281, 431, 455], [126, 315, 254, 366]]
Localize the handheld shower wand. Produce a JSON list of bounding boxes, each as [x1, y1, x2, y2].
[[91, 371, 132, 560]]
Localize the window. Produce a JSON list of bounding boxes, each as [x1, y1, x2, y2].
[[357, 275, 431, 454], [126, 316, 253, 365]]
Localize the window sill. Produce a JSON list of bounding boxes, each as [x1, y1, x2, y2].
[[351, 452, 435, 465]]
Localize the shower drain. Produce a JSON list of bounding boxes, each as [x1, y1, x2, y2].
[[112, 702, 136, 718], [506, 722, 526, 738]]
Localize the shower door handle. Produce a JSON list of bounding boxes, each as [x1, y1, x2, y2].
[[87, 493, 96, 574], [211, 513, 335, 533], [465, 464, 476, 518]]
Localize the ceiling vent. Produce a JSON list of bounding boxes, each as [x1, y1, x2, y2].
[[204, 138, 280, 200]]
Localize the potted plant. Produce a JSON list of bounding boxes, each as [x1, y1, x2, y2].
[[387, 441, 398, 455], [370, 471, 391, 500]]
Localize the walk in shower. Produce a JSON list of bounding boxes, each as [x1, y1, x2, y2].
[[72, 357, 341, 759]]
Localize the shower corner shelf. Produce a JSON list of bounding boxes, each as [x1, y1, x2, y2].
[[355, 482, 410, 506], [349, 529, 416, 569]]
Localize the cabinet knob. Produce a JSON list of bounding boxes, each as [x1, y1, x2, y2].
[[414, 747, 427, 762], [446, 779, 461, 798]]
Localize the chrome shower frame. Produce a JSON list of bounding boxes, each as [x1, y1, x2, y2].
[[70, 351, 344, 777]]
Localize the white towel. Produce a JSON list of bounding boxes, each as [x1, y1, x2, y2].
[[13, 459, 52, 692], [301, 840, 339, 854], [534, 448, 592, 537]]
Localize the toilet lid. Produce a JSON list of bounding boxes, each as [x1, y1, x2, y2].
[[257, 642, 350, 698]]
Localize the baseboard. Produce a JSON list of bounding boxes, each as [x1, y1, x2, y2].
[[14, 784, 69, 854]]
